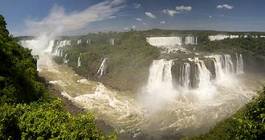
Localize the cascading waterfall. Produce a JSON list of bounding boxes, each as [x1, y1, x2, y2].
[[180, 63, 191, 89], [210, 55, 226, 82], [44, 40, 55, 53], [194, 58, 216, 100], [77, 55, 81, 67], [184, 36, 197, 45], [146, 37, 183, 48], [97, 58, 107, 77], [145, 53, 245, 101], [196, 59, 213, 86], [52, 40, 71, 56], [210, 54, 244, 77], [142, 59, 176, 110], [146, 59, 174, 92], [224, 54, 235, 73], [236, 53, 244, 74], [63, 54, 69, 64]]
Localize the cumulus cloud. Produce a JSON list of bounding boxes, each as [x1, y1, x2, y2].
[[217, 4, 234, 10], [145, 12, 156, 19], [25, 0, 125, 36], [175, 5, 192, 11], [160, 21, 166, 24], [162, 9, 179, 16], [136, 18, 143, 22], [133, 3, 141, 9]]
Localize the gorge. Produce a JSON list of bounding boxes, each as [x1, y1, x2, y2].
[[20, 31, 265, 139]]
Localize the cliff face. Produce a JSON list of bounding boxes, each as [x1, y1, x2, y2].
[[51, 32, 160, 91]]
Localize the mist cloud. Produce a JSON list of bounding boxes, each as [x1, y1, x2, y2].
[[24, 0, 125, 36]]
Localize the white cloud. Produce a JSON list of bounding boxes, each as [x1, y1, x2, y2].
[[145, 12, 156, 19], [209, 16, 212, 18], [175, 5, 192, 11], [108, 15, 117, 19], [217, 4, 234, 10], [134, 3, 141, 9], [162, 9, 179, 16], [132, 25, 136, 29], [160, 21, 166, 24], [25, 0, 125, 36], [124, 27, 129, 30], [136, 18, 142, 22]]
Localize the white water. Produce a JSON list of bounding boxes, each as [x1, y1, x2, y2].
[[146, 37, 183, 48], [236, 53, 244, 74], [184, 36, 197, 45], [208, 34, 239, 41], [195, 59, 216, 100], [144, 54, 247, 102], [147, 36, 198, 48], [77, 39, 82, 45], [63, 53, 69, 64], [224, 54, 234, 73], [96, 58, 107, 77], [77, 55, 81, 67], [180, 63, 191, 89], [52, 40, 71, 56]]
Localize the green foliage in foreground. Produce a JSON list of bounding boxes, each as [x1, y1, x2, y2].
[[0, 15, 44, 103], [0, 99, 116, 140], [0, 15, 115, 139], [185, 87, 265, 140]]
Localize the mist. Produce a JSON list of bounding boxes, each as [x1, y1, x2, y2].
[[22, 0, 125, 55]]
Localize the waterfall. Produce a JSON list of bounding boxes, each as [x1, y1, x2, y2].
[[236, 54, 244, 74], [146, 59, 173, 91], [143, 59, 176, 107], [63, 54, 69, 64], [77, 39, 82, 44], [146, 37, 183, 48], [196, 60, 212, 89], [194, 59, 216, 100], [77, 56, 81, 67], [184, 36, 197, 45], [180, 63, 191, 89], [97, 58, 107, 77], [210, 55, 226, 80], [51, 40, 71, 56], [44, 40, 55, 53], [224, 55, 234, 73]]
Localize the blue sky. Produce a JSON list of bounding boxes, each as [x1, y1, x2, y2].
[[0, 0, 265, 35]]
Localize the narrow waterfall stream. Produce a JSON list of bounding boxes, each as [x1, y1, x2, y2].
[[97, 58, 107, 78]]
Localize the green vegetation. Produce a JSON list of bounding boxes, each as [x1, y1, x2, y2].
[[57, 31, 160, 91], [184, 87, 265, 140], [0, 15, 114, 139], [197, 37, 265, 73], [0, 15, 44, 103], [198, 37, 265, 55]]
